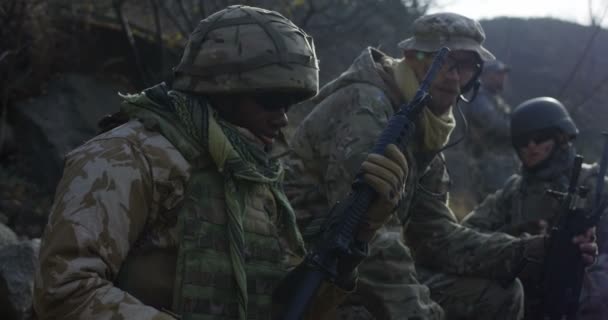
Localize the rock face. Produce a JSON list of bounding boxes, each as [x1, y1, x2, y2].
[[0, 223, 17, 249], [0, 239, 40, 320], [13, 73, 126, 193]]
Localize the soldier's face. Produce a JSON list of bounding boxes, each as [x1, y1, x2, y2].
[[481, 71, 508, 94], [228, 95, 291, 146], [408, 50, 481, 115], [517, 136, 556, 168]]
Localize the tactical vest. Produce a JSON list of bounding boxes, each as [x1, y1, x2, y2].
[[113, 125, 296, 319], [172, 165, 290, 319], [500, 164, 598, 232]]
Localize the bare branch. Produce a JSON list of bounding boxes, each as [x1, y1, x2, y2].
[[589, 0, 597, 26], [211, 0, 228, 13], [0, 49, 17, 65], [306, 1, 377, 32], [176, 0, 195, 31], [557, 3, 608, 98], [298, 0, 327, 28], [198, 0, 206, 19], [149, 0, 164, 75], [0, 82, 9, 156], [569, 72, 608, 115], [112, 0, 149, 85], [0, 51, 11, 64], [158, 0, 189, 38]]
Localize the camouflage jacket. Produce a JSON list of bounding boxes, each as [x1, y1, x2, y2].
[[34, 118, 347, 320], [284, 47, 537, 318], [460, 87, 519, 199], [462, 160, 608, 250], [461, 153, 608, 318], [464, 86, 512, 156]]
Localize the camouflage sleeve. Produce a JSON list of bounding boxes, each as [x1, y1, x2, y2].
[[324, 85, 391, 205], [322, 85, 444, 319], [580, 164, 608, 252], [354, 230, 444, 319], [467, 93, 510, 141], [461, 175, 519, 232], [405, 160, 532, 281], [34, 138, 174, 320]]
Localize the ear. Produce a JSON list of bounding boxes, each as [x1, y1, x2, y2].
[[556, 132, 571, 145], [402, 50, 427, 82]]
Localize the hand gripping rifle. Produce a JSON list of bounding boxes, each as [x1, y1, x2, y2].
[[542, 133, 608, 320], [273, 47, 450, 320]]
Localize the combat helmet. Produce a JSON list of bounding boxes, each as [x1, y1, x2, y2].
[[511, 97, 579, 142], [173, 5, 318, 101], [483, 59, 510, 74]]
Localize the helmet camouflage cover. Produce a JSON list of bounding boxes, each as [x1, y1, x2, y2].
[[398, 12, 495, 62], [173, 5, 319, 100]]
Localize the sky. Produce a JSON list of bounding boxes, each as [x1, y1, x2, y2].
[[428, 0, 608, 27]]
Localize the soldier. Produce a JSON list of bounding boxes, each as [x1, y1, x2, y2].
[[32, 6, 408, 320], [462, 97, 608, 319], [447, 59, 518, 216], [283, 12, 598, 320], [464, 59, 519, 203]]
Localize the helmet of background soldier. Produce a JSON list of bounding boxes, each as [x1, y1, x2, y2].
[[483, 59, 510, 74], [172, 5, 319, 101], [511, 97, 579, 142], [397, 12, 495, 62]]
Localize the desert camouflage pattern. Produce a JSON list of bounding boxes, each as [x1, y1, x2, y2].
[[416, 266, 524, 319], [462, 161, 608, 319], [283, 47, 540, 319], [33, 121, 188, 320], [173, 5, 318, 99], [33, 119, 347, 319], [333, 230, 443, 320], [398, 12, 494, 61], [464, 86, 519, 202], [406, 150, 525, 320]]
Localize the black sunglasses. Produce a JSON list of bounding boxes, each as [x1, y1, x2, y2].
[[422, 52, 482, 74], [421, 52, 482, 90], [252, 94, 300, 112], [513, 130, 556, 148], [444, 55, 482, 75]]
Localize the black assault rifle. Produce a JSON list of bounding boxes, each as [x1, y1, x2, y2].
[[273, 47, 451, 320], [542, 133, 608, 320]]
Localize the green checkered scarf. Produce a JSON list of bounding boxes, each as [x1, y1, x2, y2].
[[121, 84, 304, 319]]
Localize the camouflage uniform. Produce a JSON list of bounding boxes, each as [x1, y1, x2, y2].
[[34, 6, 352, 320], [462, 145, 608, 319], [463, 84, 519, 203], [284, 14, 541, 317]]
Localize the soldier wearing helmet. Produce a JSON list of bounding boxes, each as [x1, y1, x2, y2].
[[32, 6, 408, 320], [462, 96, 608, 319], [460, 58, 519, 206], [283, 13, 598, 320]]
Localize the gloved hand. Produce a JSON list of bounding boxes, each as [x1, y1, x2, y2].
[[519, 227, 599, 282], [356, 144, 408, 242], [574, 227, 599, 266]]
